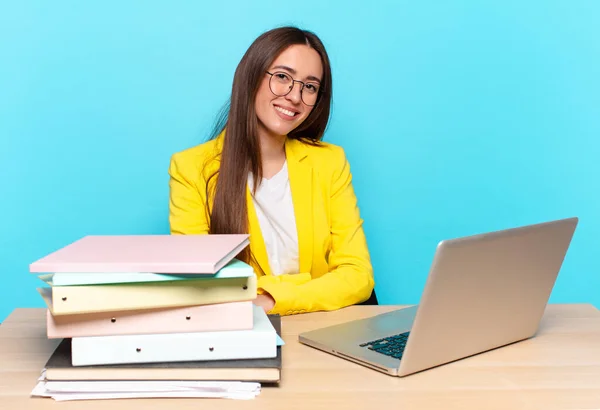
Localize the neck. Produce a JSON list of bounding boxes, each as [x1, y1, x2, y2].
[[257, 124, 286, 179], [258, 125, 286, 161]]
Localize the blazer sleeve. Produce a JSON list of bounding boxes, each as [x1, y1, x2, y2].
[[257, 147, 375, 315], [168, 152, 210, 235]]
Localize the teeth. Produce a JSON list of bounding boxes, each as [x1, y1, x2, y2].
[[275, 106, 296, 117]]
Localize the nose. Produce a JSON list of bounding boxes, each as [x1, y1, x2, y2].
[[285, 81, 303, 105]]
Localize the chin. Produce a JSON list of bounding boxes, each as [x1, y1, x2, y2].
[[263, 120, 300, 138]]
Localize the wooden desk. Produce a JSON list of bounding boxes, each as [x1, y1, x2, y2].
[[2, 304, 600, 409]]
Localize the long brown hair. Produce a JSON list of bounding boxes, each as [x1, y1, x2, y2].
[[205, 26, 333, 264]]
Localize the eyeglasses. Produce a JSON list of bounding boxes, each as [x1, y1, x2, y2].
[[265, 71, 321, 106]]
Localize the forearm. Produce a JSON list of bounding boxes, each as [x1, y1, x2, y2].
[[258, 266, 374, 315]]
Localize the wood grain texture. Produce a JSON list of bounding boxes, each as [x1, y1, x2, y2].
[[2, 304, 600, 409]]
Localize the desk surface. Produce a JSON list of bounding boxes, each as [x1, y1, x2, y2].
[[2, 304, 600, 409]]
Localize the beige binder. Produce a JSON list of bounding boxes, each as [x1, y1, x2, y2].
[[38, 275, 257, 315]]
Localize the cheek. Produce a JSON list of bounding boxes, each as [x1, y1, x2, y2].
[[256, 84, 274, 111], [256, 80, 272, 104], [300, 106, 315, 121], [254, 88, 271, 121]]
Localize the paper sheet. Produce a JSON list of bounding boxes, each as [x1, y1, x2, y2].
[[31, 376, 261, 401]]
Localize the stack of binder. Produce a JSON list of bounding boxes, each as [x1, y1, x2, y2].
[[29, 234, 282, 387]]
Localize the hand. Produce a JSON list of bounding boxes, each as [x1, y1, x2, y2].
[[254, 293, 276, 313]]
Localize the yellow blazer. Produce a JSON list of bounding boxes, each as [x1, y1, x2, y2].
[[168, 133, 375, 315]]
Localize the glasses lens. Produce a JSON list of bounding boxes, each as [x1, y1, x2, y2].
[[269, 72, 293, 96], [301, 82, 320, 106]]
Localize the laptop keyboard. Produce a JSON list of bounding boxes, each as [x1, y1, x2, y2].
[[359, 331, 410, 360]]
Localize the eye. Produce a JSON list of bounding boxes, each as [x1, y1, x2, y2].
[[274, 72, 291, 83], [304, 83, 319, 94]]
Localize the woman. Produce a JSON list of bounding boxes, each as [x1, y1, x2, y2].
[[168, 26, 375, 315]]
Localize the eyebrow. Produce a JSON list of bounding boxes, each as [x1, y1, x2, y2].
[[271, 65, 322, 83]]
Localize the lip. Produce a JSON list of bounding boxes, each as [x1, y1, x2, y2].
[[273, 104, 301, 121]]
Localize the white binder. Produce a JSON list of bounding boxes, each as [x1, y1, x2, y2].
[[71, 305, 277, 366]]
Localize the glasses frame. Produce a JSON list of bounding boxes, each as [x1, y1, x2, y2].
[[265, 71, 321, 107]]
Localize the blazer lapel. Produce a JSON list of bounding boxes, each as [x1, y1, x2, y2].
[[285, 138, 314, 274]]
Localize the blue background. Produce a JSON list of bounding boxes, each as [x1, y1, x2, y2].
[[1, 1, 598, 322]]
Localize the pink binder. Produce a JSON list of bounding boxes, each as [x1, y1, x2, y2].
[[46, 301, 254, 338], [29, 234, 249, 274]]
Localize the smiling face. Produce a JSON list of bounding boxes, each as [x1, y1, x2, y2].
[[254, 44, 323, 141]]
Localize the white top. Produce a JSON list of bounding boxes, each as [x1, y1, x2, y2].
[[248, 161, 300, 276]]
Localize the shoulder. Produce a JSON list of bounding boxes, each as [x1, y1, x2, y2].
[[306, 140, 346, 162], [289, 139, 348, 169], [169, 138, 222, 182], [286, 138, 354, 191], [171, 138, 221, 165], [300, 140, 351, 180]]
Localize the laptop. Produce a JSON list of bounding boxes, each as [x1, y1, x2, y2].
[[298, 217, 578, 377]]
